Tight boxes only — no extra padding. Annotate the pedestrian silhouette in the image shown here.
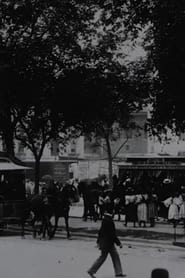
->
[87,211,126,278]
[151,268,169,278]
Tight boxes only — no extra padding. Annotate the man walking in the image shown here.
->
[87,211,126,278]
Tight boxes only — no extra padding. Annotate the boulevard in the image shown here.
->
[1,206,185,278]
[1,1,185,278]
[0,232,185,278]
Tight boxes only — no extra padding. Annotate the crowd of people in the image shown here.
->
[77,174,185,229]
[24,173,185,229]
[1,173,174,278]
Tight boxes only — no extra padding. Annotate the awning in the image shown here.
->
[118,164,185,170]
[0,162,31,171]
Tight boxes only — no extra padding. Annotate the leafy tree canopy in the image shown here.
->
[54,60,150,134]
[124,1,185,133]
[0,0,152,160]
[0,0,147,132]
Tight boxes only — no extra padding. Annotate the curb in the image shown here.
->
[71,231,185,252]
[4,225,185,252]
[3,220,185,251]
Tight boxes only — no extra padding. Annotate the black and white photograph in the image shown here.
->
[0,1,185,278]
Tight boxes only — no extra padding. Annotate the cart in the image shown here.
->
[0,154,30,231]
[0,200,26,230]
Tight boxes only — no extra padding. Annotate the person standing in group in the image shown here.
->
[87,212,126,278]
[137,193,148,227]
[168,192,181,228]
[179,193,185,228]
[147,192,158,227]
[124,194,138,227]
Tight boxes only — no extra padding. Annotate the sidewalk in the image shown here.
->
[68,203,185,249]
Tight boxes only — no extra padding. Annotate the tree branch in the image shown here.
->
[16,120,37,157]
[112,137,129,160]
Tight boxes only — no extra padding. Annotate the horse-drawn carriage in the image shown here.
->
[0,156,29,230]
[0,156,80,239]
[0,200,26,230]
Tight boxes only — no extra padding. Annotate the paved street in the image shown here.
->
[0,234,185,278]
[1,203,185,278]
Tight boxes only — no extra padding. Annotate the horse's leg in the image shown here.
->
[43,223,48,239]
[50,215,58,239]
[92,204,97,222]
[38,221,43,236]
[41,217,47,239]
[21,211,35,238]
[100,206,104,219]
[21,207,30,238]
[95,203,99,219]
[64,214,71,239]
[21,216,26,238]
[43,216,52,239]
[46,220,52,239]
[112,209,115,220]
[31,216,37,238]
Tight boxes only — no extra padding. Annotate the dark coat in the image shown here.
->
[97,216,121,250]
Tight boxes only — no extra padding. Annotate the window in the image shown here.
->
[18,142,24,153]
[125,144,130,151]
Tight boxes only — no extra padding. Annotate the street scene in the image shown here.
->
[1,203,185,278]
[0,233,184,278]
[1,1,185,278]
[0,232,185,278]
[1,212,185,278]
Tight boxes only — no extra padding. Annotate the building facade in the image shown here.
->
[4,109,184,183]
[12,110,149,181]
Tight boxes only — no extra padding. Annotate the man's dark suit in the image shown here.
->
[97,214,121,249]
[88,213,124,277]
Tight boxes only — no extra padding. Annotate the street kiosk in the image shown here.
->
[0,156,29,229]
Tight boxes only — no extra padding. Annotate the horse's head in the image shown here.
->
[62,183,80,203]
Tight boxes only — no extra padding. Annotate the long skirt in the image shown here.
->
[168,204,179,220]
[179,203,185,219]
[148,202,157,219]
[125,203,137,222]
[137,202,147,222]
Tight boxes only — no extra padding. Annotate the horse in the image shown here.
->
[21,183,79,239]
[20,191,53,239]
[48,183,79,238]
[78,179,100,221]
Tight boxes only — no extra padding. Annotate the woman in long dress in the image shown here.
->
[137,194,148,227]
[147,193,158,227]
[168,193,182,228]
[179,194,185,228]
[124,195,138,227]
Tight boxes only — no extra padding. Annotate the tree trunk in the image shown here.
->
[105,135,113,188]
[34,158,41,194]
[108,155,113,189]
